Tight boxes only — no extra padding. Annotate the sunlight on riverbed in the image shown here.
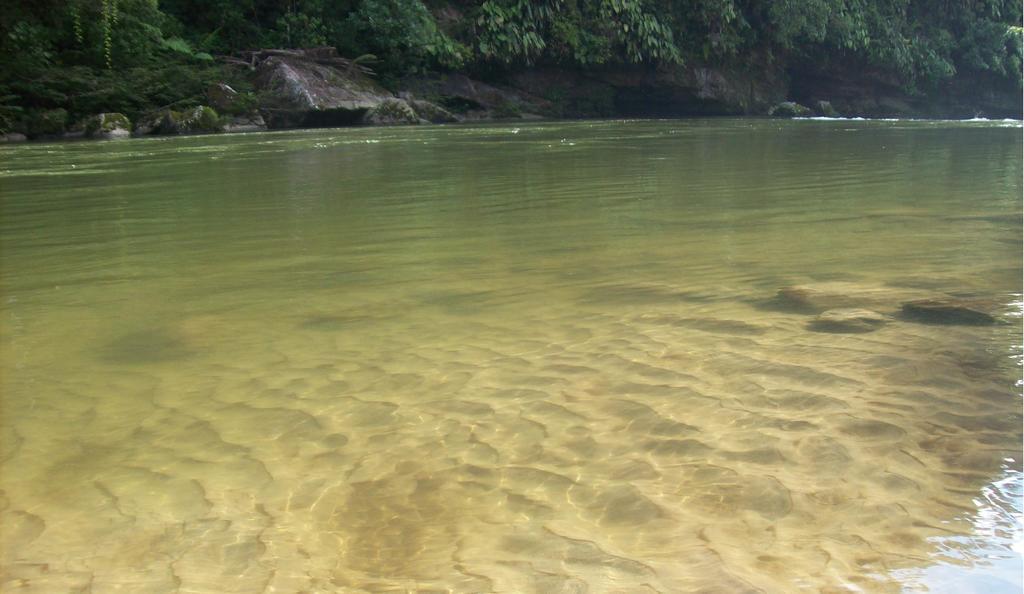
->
[1,119,1021,592]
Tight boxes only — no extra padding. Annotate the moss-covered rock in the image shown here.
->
[768,101,812,118]
[84,113,132,139]
[133,106,222,135]
[26,108,68,138]
[362,98,419,125]
[174,105,223,133]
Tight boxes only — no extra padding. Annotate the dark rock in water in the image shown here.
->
[901,299,998,326]
[809,308,889,333]
[768,101,812,117]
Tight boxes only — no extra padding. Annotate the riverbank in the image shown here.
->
[2,47,1021,144]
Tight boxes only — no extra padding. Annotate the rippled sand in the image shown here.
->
[1,120,1021,592]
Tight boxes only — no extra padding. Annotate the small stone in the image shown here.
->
[809,308,888,333]
[901,298,997,326]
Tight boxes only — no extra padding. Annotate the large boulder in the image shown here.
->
[254,49,395,128]
[84,113,131,139]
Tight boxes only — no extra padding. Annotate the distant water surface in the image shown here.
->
[1,119,1021,592]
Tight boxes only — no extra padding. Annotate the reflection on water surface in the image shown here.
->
[1,119,1021,592]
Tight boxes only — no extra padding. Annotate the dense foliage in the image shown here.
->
[1,0,1021,128]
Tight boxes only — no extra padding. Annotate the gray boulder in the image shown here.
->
[254,49,394,128]
[1,132,28,143]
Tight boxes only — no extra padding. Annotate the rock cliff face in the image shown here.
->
[399,61,788,120]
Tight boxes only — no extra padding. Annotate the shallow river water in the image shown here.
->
[1,119,1021,593]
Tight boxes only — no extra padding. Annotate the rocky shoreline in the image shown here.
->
[3,47,1020,144]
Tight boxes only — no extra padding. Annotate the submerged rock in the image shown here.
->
[901,298,998,326]
[84,112,131,139]
[775,282,927,313]
[809,308,889,333]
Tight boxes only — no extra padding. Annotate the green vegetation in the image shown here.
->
[1,0,1020,131]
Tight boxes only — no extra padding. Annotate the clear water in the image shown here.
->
[1,119,1021,593]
